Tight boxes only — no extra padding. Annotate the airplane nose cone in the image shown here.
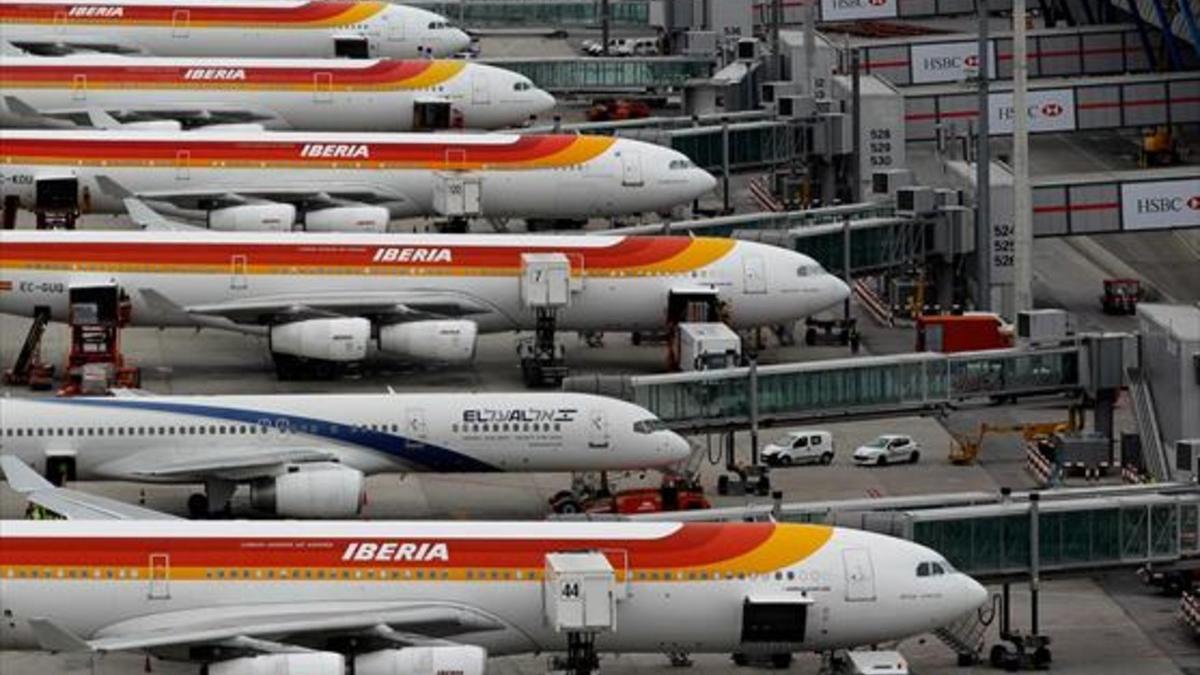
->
[694,169,718,196]
[450,29,472,54]
[829,275,851,305]
[533,90,557,115]
[965,576,988,610]
[666,433,693,463]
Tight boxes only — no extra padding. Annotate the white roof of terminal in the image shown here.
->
[1139,304,1200,342]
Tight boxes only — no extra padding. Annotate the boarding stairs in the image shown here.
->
[2,308,53,389]
[931,599,994,666]
[1128,367,1173,482]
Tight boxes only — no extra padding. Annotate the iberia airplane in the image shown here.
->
[0,0,470,58]
[0,129,717,228]
[0,55,556,131]
[0,457,989,673]
[0,231,850,376]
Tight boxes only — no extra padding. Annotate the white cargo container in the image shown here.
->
[543,552,616,633]
[678,322,742,371]
[520,253,572,308]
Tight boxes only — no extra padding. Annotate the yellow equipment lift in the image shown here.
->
[949,408,1083,465]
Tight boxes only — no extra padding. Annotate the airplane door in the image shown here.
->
[743,256,767,294]
[620,151,643,187]
[471,75,491,105]
[148,553,170,599]
[171,9,190,38]
[842,548,876,602]
[175,150,190,181]
[71,74,86,101]
[314,72,333,103]
[406,408,428,450]
[230,254,248,290]
[587,409,609,449]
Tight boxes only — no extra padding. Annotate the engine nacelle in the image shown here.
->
[208,203,296,232]
[305,206,390,233]
[378,320,477,364]
[271,318,370,362]
[355,646,487,675]
[209,652,345,675]
[250,462,364,518]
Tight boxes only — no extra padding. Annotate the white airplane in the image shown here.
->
[0,231,850,376]
[0,55,556,132]
[0,392,691,517]
[0,0,471,58]
[0,457,989,674]
[0,129,716,227]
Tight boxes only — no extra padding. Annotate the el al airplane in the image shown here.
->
[0,129,717,227]
[0,1,470,58]
[0,55,556,132]
[0,457,989,674]
[0,231,850,375]
[0,391,692,517]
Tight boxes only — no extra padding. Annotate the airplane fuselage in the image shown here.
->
[0,521,989,660]
[0,393,691,479]
[0,1,471,58]
[0,57,555,131]
[0,232,850,333]
[0,130,716,220]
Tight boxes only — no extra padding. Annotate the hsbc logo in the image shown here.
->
[1040,102,1064,117]
[342,542,449,562]
[68,6,122,17]
[300,144,370,159]
[964,54,979,67]
[1136,196,1200,214]
[372,247,453,263]
[184,68,247,81]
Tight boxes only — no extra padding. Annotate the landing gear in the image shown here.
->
[187,480,237,519]
[518,307,568,388]
[804,316,860,353]
[731,652,793,669]
[551,632,598,675]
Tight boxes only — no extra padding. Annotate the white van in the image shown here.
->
[761,430,835,466]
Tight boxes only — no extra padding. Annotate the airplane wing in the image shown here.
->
[0,456,181,521]
[29,602,503,654]
[96,176,409,212]
[121,447,338,481]
[171,290,494,324]
[4,39,148,57]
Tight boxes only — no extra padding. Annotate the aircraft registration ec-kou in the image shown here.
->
[0,458,989,675]
[0,392,693,517]
[0,231,851,376]
[0,55,557,132]
[0,129,718,227]
[0,0,471,58]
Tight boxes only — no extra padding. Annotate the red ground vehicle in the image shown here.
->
[586,98,651,122]
[550,478,710,514]
[915,313,1013,353]
[1101,278,1143,315]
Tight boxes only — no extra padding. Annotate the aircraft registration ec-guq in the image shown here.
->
[0,0,471,58]
[0,391,692,517]
[0,458,989,675]
[0,55,556,132]
[0,231,851,376]
[0,129,718,227]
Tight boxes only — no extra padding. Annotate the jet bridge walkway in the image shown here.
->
[619,483,1200,580]
[481,57,713,93]
[563,340,1112,434]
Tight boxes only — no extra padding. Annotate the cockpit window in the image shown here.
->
[633,419,667,434]
[797,264,822,277]
[427,21,452,29]
[513,81,533,91]
[668,159,695,170]
[917,560,948,577]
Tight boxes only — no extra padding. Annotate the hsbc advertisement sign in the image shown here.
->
[1122,179,1200,231]
[988,89,1076,134]
[911,41,997,84]
[821,0,896,21]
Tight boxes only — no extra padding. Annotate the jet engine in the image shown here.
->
[378,320,477,364]
[271,318,370,362]
[250,462,364,518]
[304,206,390,233]
[208,203,296,231]
[209,652,345,675]
[355,646,487,675]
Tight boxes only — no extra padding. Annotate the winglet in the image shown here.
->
[84,107,123,130]
[95,175,132,199]
[0,455,54,495]
[3,95,40,118]
[28,618,93,653]
[123,197,202,231]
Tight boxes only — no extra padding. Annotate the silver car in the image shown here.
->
[852,434,921,466]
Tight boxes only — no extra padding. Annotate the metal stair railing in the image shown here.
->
[1128,367,1172,482]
